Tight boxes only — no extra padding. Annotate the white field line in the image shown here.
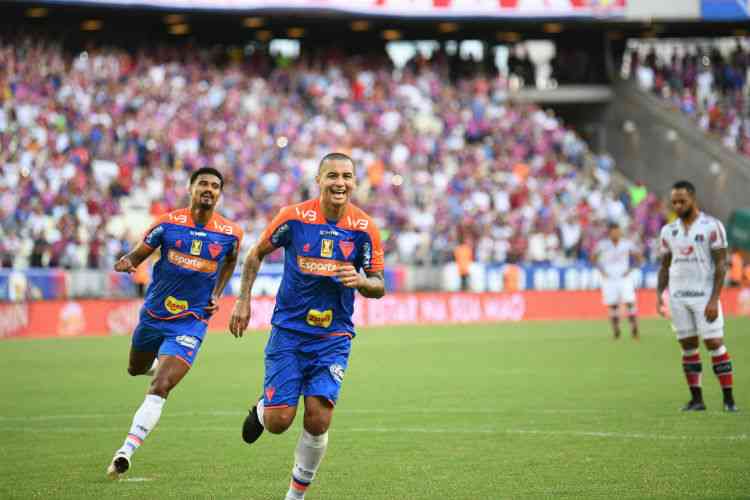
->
[0,424,746,442]
[0,408,618,422]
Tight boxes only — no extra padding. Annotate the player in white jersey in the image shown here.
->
[657,181,738,412]
[593,222,641,340]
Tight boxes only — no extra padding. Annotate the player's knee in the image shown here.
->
[303,411,332,435]
[704,338,724,350]
[265,412,294,434]
[148,375,175,398]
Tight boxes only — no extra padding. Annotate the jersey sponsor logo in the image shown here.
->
[211,220,235,235]
[321,239,334,258]
[167,249,219,273]
[674,290,706,298]
[175,335,198,349]
[297,256,346,276]
[329,363,345,383]
[190,239,203,256]
[320,229,340,237]
[346,216,369,230]
[295,207,318,222]
[306,308,333,328]
[164,295,189,314]
[339,240,354,259]
[679,246,694,256]
[208,243,222,259]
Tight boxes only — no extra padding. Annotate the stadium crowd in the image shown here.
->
[0,36,667,270]
[631,40,750,157]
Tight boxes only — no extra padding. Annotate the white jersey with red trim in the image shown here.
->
[659,212,727,300]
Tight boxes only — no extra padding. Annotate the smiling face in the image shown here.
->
[190,173,222,210]
[317,157,356,210]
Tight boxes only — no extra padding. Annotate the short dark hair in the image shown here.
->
[190,167,224,190]
[607,221,620,230]
[672,180,696,196]
[318,152,355,175]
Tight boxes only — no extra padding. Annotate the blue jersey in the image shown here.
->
[260,198,384,336]
[141,208,243,330]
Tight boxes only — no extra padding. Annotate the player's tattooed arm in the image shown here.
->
[360,270,386,299]
[706,248,728,322]
[337,266,385,298]
[114,241,155,273]
[656,251,671,317]
[229,240,275,337]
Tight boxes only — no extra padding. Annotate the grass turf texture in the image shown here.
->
[1,318,748,499]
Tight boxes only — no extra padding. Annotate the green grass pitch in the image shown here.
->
[1,318,748,499]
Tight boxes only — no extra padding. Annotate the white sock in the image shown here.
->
[118,394,166,459]
[286,430,328,500]
[145,358,159,376]
[256,398,265,428]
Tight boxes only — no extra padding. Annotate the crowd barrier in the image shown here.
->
[2,288,748,339]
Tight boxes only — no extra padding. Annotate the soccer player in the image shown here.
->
[593,222,641,339]
[106,167,243,478]
[229,153,385,500]
[657,180,738,412]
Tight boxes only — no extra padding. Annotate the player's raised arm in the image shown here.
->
[114,241,156,274]
[229,239,276,337]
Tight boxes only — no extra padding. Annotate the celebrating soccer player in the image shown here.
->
[657,180,738,412]
[229,153,385,500]
[593,222,641,339]
[106,167,243,478]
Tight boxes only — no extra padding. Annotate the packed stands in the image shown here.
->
[1,36,667,271]
[628,38,750,157]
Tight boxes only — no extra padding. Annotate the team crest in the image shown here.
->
[339,240,354,259]
[190,240,203,256]
[672,230,678,237]
[208,243,222,259]
[321,239,334,258]
[695,234,704,242]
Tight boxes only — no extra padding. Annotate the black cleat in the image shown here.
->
[242,405,264,444]
[106,452,130,479]
[681,400,707,412]
[724,402,739,412]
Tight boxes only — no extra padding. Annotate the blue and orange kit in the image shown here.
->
[260,198,384,336]
[141,208,243,325]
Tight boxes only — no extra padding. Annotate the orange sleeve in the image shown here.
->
[364,220,384,273]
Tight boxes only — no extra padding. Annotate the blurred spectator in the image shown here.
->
[454,238,474,291]
[630,39,750,157]
[0,35,665,274]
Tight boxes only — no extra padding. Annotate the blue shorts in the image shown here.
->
[131,309,207,366]
[263,326,352,408]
